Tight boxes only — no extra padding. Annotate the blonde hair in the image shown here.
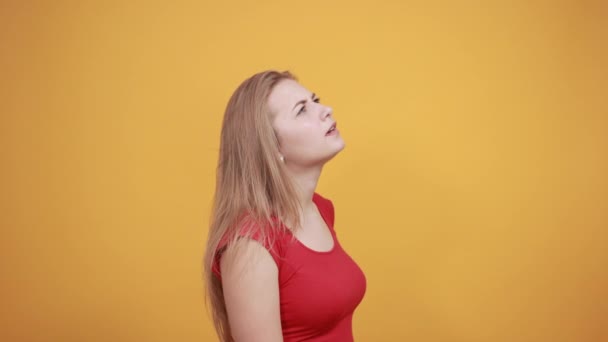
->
[203,70,302,341]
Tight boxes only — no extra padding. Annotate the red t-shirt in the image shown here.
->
[213,193,367,341]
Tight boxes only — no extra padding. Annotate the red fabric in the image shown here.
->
[213,193,367,341]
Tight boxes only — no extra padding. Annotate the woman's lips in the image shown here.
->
[326,122,337,136]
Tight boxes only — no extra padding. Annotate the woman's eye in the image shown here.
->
[297,105,305,115]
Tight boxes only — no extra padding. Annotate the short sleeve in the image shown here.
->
[212,218,285,280]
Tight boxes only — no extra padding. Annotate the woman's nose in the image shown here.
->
[321,105,333,119]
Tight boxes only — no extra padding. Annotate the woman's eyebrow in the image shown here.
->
[292,93,316,111]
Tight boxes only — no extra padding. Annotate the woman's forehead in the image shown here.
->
[268,79,310,112]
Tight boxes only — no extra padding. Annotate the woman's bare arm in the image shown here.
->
[220,239,283,342]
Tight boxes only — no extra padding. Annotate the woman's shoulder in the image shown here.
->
[221,214,289,247]
[212,216,290,279]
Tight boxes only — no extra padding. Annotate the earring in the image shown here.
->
[280,155,285,162]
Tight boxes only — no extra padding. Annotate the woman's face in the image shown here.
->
[268,79,344,168]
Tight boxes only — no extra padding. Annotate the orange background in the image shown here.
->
[1,1,607,341]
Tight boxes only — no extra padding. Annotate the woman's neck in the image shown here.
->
[286,164,323,211]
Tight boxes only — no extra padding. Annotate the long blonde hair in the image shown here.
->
[203,70,302,341]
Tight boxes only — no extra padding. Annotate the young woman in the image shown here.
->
[203,70,366,342]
